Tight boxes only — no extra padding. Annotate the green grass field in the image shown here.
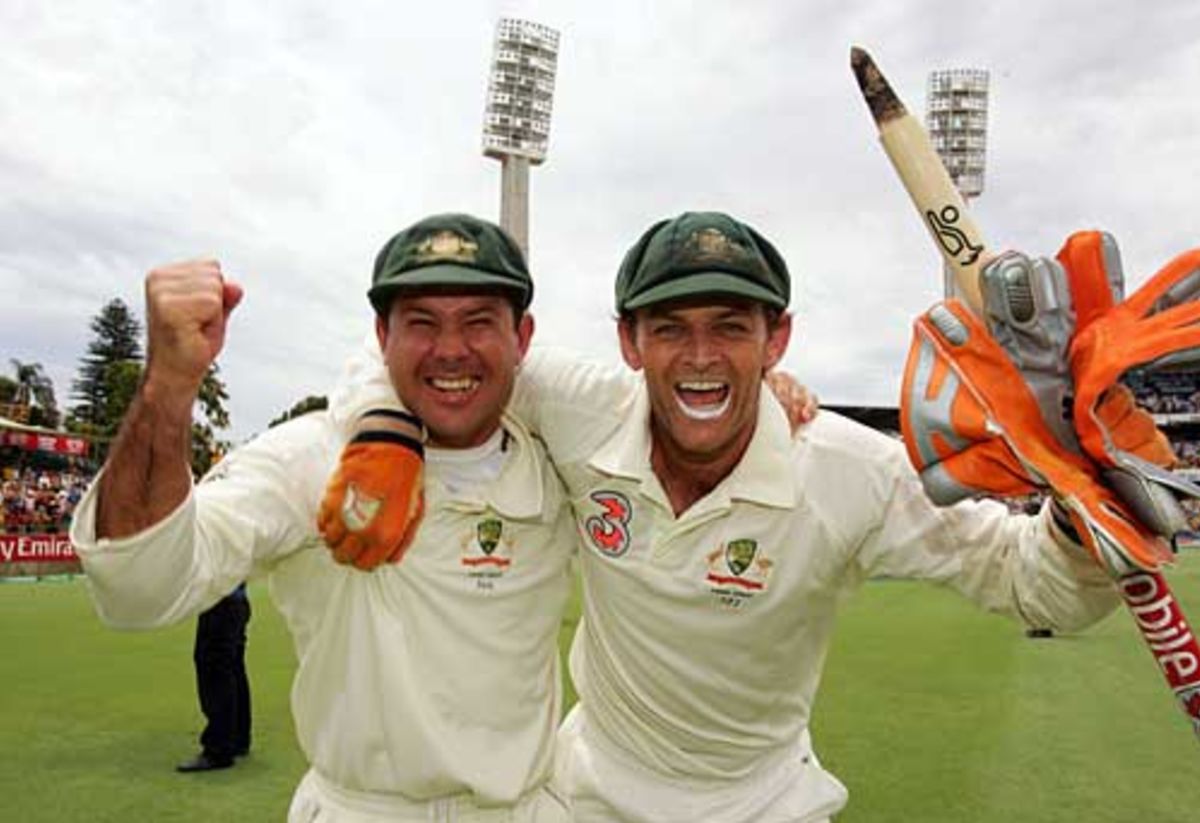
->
[2,560,1198,822]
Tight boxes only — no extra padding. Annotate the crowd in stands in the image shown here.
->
[1171,438,1200,471]
[1,467,92,534]
[1125,371,1200,417]
[1097,372,1200,531]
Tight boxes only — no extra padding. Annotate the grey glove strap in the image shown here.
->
[1104,453,1199,542]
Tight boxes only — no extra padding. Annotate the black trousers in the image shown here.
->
[194,591,252,759]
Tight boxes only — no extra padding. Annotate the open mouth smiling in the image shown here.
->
[427,375,482,396]
[674,380,731,421]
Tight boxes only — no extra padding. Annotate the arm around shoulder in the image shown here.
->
[510,347,638,460]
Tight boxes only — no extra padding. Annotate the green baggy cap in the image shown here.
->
[369,213,532,313]
[615,212,790,313]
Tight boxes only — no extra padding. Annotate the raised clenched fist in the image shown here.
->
[144,260,244,401]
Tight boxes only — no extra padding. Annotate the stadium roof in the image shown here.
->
[825,404,899,433]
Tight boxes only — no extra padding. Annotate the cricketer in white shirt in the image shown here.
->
[72,405,575,818]
[71,213,579,822]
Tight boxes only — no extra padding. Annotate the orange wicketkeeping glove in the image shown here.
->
[317,409,425,570]
[902,296,1173,574]
[1063,232,1200,537]
[901,231,1200,575]
[1093,384,1175,467]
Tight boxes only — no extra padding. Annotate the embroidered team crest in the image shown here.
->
[342,483,382,532]
[476,518,503,555]
[682,227,755,269]
[461,515,513,590]
[584,491,633,558]
[414,230,479,264]
[706,538,774,609]
[725,539,757,576]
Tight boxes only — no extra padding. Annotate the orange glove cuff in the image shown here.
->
[318,433,425,570]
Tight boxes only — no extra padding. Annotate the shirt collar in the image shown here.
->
[443,412,544,520]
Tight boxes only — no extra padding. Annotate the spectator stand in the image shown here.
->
[0,416,95,580]
[1124,369,1200,546]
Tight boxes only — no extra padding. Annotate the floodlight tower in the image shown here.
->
[482,18,560,257]
[926,68,989,299]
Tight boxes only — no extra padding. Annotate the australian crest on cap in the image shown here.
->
[414,230,480,264]
[685,227,751,268]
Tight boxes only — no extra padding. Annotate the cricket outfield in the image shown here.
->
[1,556,1196,821]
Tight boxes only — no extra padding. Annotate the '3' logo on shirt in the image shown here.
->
[585,491,632,558]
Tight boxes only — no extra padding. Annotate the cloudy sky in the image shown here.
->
[3,0,1198,441]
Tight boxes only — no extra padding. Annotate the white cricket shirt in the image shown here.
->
[508,351,1116,780]
[71,408,576,806]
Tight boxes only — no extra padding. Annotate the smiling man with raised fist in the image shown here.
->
[71,214,576,823]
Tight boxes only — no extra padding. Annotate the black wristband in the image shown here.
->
[350,430,425,458]
[362,408,424,430]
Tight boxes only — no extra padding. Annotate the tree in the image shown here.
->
[6,359,59,428]
[190,364,233,478]
[268,395,328,429]
[68,297,234,473]
[102,360,143,431]
[70,298,143,430]
[74,359,233,474]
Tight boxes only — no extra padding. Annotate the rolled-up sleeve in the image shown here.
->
[71,413,335,629]
[840,424,1119,633]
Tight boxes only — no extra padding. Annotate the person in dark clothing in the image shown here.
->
[177,583,252,772]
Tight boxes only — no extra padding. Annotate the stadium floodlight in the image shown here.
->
[926,68,989,199]
[482,18,561,257]
[926,68,989,299]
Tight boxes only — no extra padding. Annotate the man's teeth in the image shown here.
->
[431,377,478,391]
[675,382,731,421]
